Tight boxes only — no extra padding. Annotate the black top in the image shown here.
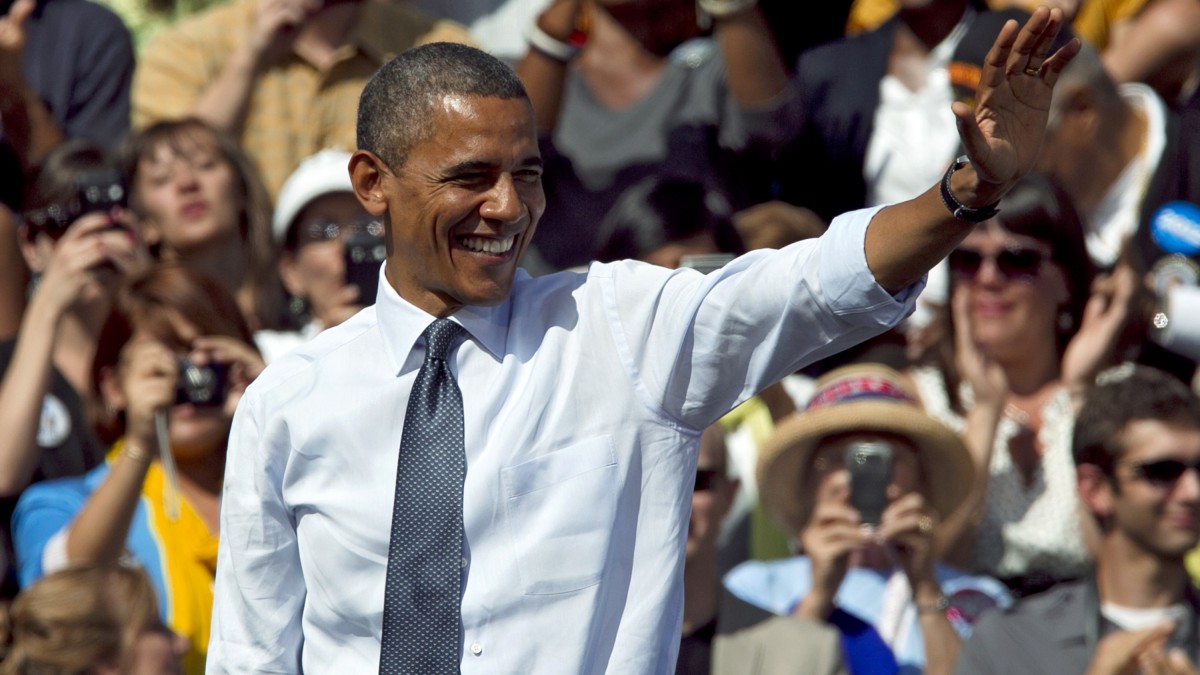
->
[0,338,104,596]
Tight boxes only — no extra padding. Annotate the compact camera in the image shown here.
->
[845,440,894,526]
[343,220,386,305]
[174,358,229,408]
[24,169,128,240]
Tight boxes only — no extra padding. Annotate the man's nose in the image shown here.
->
[480,174,524,223]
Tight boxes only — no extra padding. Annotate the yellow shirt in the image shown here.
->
[106,442,219,675]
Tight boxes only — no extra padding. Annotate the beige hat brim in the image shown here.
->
[757,399,974,538]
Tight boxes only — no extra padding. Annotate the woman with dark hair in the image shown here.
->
[907,173,1138,596]
[10,263,264,675]
[121,117,288,338]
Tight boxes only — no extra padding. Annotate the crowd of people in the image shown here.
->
[0,0,1196,673]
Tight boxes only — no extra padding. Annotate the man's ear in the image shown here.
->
[349,150,390,218]
[1078,463,1115,520]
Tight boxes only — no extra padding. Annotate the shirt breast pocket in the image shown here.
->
[501,436,619,596]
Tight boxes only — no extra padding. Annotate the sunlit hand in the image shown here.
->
[119,338,179,447]
[952,286,1009,411]
[876,492,939,589]
[1061,248,1140,401]
[796,500,867,620]
[33,213,145,317]
[250,0,320,64]
[1086,622,1179,675]
[955,7,1081,194]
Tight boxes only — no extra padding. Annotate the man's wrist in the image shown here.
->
[943,157,1004,221]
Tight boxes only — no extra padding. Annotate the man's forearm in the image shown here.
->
[865,161,1004,294]
[190,44,264,134]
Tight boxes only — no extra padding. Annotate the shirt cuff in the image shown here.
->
[818,205,924,325]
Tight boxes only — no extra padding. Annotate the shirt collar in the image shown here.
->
[376,270,512,373]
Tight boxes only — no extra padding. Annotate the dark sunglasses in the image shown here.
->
[694,469,723,492]
[948,246,1047,281]
[1125,458,1200,487]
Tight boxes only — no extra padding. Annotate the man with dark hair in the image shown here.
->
[209,14,1078,672]
[956,364,1200,674]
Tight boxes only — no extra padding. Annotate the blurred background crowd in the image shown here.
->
[0,0,1198,672]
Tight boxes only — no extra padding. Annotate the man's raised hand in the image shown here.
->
[955,7,1081,194]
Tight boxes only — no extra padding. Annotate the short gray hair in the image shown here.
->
[356,42,529,170]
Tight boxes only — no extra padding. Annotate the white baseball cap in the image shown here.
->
[272,149,355,244]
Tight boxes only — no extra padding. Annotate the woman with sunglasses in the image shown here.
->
[908,173,1139,597]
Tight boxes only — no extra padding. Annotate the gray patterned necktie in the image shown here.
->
[380,319,467,674]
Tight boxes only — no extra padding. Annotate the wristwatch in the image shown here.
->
[940,155,1001,223]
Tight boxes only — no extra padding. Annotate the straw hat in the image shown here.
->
[757,363,974,537]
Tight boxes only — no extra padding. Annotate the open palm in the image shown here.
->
[956,7,1081,189]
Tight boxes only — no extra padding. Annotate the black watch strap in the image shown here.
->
[940,155,1001,223]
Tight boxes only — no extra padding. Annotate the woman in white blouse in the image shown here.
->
[908,173,1140,596]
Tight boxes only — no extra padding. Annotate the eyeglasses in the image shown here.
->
[1125,458,1200,488]
[948,246,1048,282]
[694,469,723,492]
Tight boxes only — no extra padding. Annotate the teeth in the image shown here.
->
[460,236,515,255]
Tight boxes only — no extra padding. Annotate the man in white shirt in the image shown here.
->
[208,12,1078,673]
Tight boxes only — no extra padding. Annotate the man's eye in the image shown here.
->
[515,170,542,182]
[451,174,490,187]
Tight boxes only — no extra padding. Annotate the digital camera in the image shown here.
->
[24,169,128,240]
[174,358,229,408]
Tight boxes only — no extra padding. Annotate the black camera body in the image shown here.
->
[174,358,229,408]
[343,221,386,304]
[846,440,894,526]
[25,169,128,238]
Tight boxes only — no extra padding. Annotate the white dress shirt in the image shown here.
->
[207,206,920,674]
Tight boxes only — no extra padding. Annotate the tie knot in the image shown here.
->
[422,319,465,361]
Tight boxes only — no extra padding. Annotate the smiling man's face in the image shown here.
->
[365,95,546,317]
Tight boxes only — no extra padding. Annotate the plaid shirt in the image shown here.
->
[132,0,473,199]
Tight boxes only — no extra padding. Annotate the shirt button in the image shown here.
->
[470,642,483,656]
[461,557,469,569]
